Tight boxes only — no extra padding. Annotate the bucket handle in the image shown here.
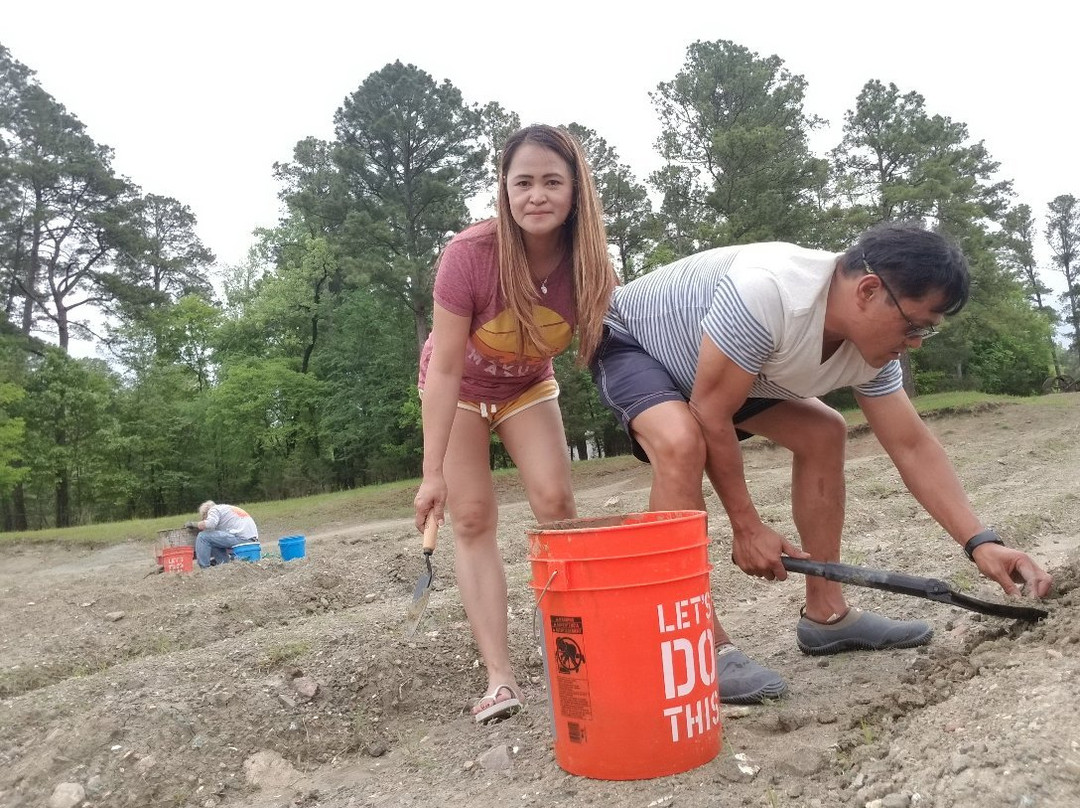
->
[531,569,559,644]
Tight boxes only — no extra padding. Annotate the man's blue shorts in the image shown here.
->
[591,326,783,462]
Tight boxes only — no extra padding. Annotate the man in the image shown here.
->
[186,500,259,568]
[591,222,1053,704]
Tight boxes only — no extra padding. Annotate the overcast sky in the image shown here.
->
[4,1,1074,288]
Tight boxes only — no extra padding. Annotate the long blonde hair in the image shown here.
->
[495,124,616,365]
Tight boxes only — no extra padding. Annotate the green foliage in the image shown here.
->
[553,350,619,460]
[832,80,1010,230]
[106,192,216,314]
[0,380,27,494]
[105,363,207,518]
[913,258,1055,397]
[1,71,136,349]
[18,349,121,527]
[203,358,331,501]
[567,123,660,281]
[315,288,422,487]
[1045,194,1080,363]
[650,39,827,251]
[260,641,311,671]
[330,60,489,354]
[965,333,1051,396]
[217,226,337,372]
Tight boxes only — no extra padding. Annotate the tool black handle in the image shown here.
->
[782,557,1049,622]
[781,557,949,599]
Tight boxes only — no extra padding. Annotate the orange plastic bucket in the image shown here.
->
[161,545,193,574]
[528,511,720,780]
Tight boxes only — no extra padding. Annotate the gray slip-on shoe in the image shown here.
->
[716,645,788,704]
[796,607,933,656]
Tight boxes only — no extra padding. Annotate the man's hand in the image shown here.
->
[973,542,1053,598]
[732,524,810,581]
[184,521,198,530]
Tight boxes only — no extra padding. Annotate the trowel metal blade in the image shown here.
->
[404,571,432,636]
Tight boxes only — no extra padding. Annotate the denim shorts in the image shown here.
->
[591,326,782,462]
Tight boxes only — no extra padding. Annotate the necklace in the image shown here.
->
[535,252,564,295]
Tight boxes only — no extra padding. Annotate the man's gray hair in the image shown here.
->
[198,500,216,519]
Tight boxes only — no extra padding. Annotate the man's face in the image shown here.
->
[856,284,946,368]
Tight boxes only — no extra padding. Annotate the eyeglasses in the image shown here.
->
[862,258,938,340]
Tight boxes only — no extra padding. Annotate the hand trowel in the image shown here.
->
[404,513,439,636]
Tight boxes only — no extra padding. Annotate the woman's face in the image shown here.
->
[504,143,575,241]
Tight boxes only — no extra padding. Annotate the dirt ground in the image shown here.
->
[2,396,1079,808]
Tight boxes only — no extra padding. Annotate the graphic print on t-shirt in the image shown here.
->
[468,305,572,377]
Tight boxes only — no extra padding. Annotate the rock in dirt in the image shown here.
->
[292,675,320,701]
[716,751,760,783]
[866,795,913,808]
[104,611,125,621]
[478,744,513,771]
[47,782,85,808]
[243,750,302,791]
[84,774,104,796]
[776,746,828,777]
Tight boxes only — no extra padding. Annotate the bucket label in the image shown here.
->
[550,615,592,722]
[657,592,719,743]
[551,615,582,636]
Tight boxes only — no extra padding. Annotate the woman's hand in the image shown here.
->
[413,472,447,532]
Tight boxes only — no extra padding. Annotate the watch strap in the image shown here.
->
[964,529,1004,562]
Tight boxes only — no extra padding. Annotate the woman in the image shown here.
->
[414,124,616,723]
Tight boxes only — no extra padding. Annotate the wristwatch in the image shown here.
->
[964,529,1004,562]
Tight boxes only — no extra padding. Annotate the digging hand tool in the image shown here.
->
[781,556,1048,622]
[404,513,439,636]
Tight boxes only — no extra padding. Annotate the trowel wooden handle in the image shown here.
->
[422,513,439,554]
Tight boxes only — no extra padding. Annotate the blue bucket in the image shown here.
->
[279,535,306,561]
[232,542,261,562]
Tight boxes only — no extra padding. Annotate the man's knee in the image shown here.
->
[638,419,706,469]
[794,407,848,461]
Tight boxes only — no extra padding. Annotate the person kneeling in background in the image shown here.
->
[186,500,259,568]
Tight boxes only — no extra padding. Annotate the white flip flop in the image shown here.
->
[473,684,521,724]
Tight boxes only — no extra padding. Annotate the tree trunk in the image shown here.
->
[55,470,70,527]
[414,308,430,358]
[56,297,70,353]
[54,426,70,527]
[2,483,29,531]
[18,205,41,335]
[1051,341,1062,378]
[900,353,916,397]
